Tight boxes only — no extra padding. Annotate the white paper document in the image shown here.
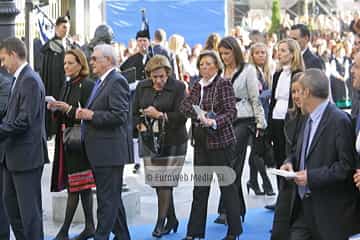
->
[269,168,296,179]
[45,96,56,102]
[349,234,360,240]
[192,105,207,119]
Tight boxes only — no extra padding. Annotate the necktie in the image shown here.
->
[81,79,101,141]
[298,118,312,199]
[86,79,101,108]
[356,114,360,135]
[10,76,16,93]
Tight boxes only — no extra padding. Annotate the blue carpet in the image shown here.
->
[47,208,273,240]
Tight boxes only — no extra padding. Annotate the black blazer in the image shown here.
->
[133,77,188,145]
[83,69,134,167]
[284,111,305,156]
[120,52,147,81]
[0,65,49,171]
[268,69,302,122]
[287,103,360,240]
[303,48,324,70]
[56,77,94,126]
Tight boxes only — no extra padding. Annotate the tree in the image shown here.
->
[269,0,281,35]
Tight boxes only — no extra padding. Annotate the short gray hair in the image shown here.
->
[299,68,329,99]
[94,44,117,65]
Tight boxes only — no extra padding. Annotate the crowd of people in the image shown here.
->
[1,9,360,240]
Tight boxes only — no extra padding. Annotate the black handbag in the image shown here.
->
[138,114,166,158]
[63,124,82,151]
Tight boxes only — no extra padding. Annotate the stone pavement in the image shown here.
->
[10,139,277,239]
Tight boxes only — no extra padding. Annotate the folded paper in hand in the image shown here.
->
[192,105,207,119]
[349,234,360,240]
[45,96,56,102]
[269,168,296,178]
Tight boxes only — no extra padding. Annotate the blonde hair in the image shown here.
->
[145,54,172,78]
[168,34,184,54]
[204,32,221,51]
[277,38,305,72]
[248,42,272,87]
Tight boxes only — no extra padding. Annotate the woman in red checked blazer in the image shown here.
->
[180,50,241,240]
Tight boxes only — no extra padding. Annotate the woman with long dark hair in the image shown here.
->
[49,48,95,240]
[214,36,267,224]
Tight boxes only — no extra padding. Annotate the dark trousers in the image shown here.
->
[248,149,272,189]
[217,121,251,219]
[0,164,9,240]
[270,119,286,190]
[290,195,322,240]
[271,181,295,240]
[3,167,43,240]
[271,119,286,169]
[92,166,130,240]
[186,145,242,238]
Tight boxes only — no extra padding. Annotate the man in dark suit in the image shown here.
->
[153,28,172,61]
[289,24,324,70]
[0,68,11,240]
[281,69,360,240]
[0,37,48,240]
[76,44,132,240]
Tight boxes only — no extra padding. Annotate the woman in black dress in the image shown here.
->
[48,48,95,240]
[133,55,188,238]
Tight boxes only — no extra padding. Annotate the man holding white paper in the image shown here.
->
[280,69,360,240]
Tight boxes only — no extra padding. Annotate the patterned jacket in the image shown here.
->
[180,75,236,149]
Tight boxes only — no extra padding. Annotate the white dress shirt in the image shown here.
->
[99,67,115,83]
[272,65,292,120]
[12,62,28,92]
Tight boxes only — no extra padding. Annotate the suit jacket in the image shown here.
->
[303,48,324,70]
[180,75,237,149]
[83,69,133,167]
[153,44,172,62]
[0,69,11,165]
[0,65,49,171]
[287,103,360,240]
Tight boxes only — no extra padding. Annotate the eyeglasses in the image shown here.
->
[90,56,105,62]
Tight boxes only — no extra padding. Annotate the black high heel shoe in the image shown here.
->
[152,218,166,238]
[162,218,179,235]
[222,235,239,240]
[70,229,95,240]
[263,183,275,196]
[214,213,227,225]
[53,231,69,240]
[246,181,265,195]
